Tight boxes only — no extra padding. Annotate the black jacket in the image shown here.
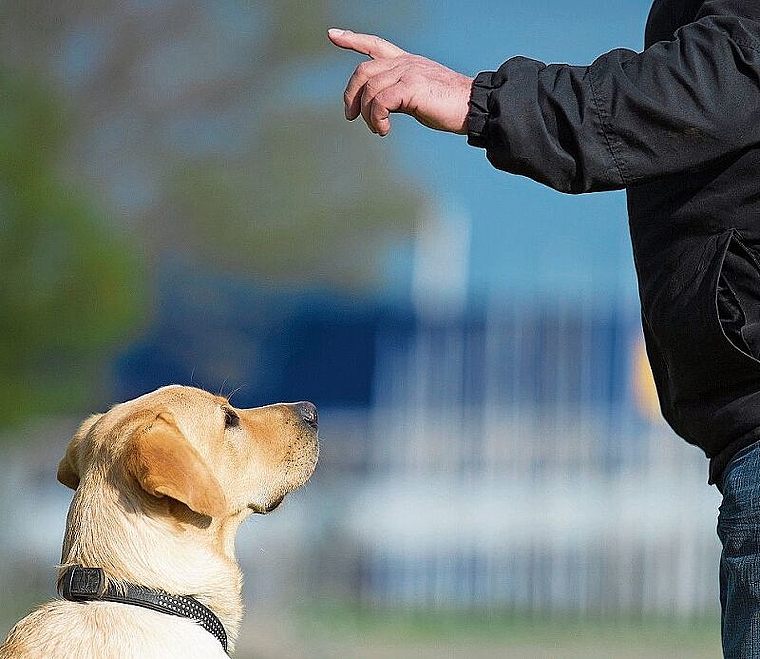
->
[467,0,760,483]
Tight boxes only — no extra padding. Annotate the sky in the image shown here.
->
[327,0,654,306]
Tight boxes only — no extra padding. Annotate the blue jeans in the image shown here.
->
[718,440,760,658]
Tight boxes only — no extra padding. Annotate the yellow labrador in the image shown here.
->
[0,385,319,658]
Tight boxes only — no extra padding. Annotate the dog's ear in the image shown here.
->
[57,413,103,490]
[126,412,227,519]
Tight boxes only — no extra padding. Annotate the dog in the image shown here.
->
[0,385,319,658]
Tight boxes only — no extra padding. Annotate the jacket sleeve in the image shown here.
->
[467,1,760,194]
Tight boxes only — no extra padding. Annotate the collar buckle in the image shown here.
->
[60,565,106,600]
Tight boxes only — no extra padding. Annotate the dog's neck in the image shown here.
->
[60,470,249,650]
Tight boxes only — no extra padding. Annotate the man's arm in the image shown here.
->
[330,3,760,194]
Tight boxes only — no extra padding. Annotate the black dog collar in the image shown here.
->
[59,565,228,654]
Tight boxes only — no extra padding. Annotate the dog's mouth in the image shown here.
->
[248,494,285,515]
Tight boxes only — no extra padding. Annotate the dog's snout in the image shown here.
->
[296,401,318,430]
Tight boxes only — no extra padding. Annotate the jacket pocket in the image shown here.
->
[640,229,760,456]
[717,230,760,364]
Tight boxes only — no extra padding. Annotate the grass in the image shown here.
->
[303,602,718,642]
[236,602,722,659]
[2,593,722,658]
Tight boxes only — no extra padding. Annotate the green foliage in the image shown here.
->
[0,69,144,427]
[0,1,425,292]
[0,0,426,426]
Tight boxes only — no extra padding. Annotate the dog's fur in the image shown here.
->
[0,385,319,658]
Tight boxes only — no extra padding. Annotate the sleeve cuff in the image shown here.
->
[466,71,495,148]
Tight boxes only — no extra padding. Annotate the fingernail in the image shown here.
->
[328,28,345,37]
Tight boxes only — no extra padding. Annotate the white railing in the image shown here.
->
[340,298,722,616]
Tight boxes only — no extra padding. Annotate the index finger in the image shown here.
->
[327,29,407,60]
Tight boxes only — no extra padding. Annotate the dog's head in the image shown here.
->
[57,385,319,520]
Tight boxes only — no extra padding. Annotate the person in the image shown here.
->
[328,1,760,656]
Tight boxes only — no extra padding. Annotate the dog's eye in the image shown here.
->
[223,408,240,429]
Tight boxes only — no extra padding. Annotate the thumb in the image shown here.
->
[327,29,407,59]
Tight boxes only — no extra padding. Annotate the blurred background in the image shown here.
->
[0,0,722,657]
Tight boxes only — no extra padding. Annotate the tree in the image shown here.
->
[0,1,425,427]
[0,68,144,426]
[0,0,423,289]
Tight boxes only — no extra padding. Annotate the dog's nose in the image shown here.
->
[296,401,318,431]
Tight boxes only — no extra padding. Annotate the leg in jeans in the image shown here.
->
[718,441,760,658]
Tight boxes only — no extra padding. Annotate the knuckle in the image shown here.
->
[372,88,388,106]
[364,78,381,95]
[355,60,372,76]
[372,92,393,118]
